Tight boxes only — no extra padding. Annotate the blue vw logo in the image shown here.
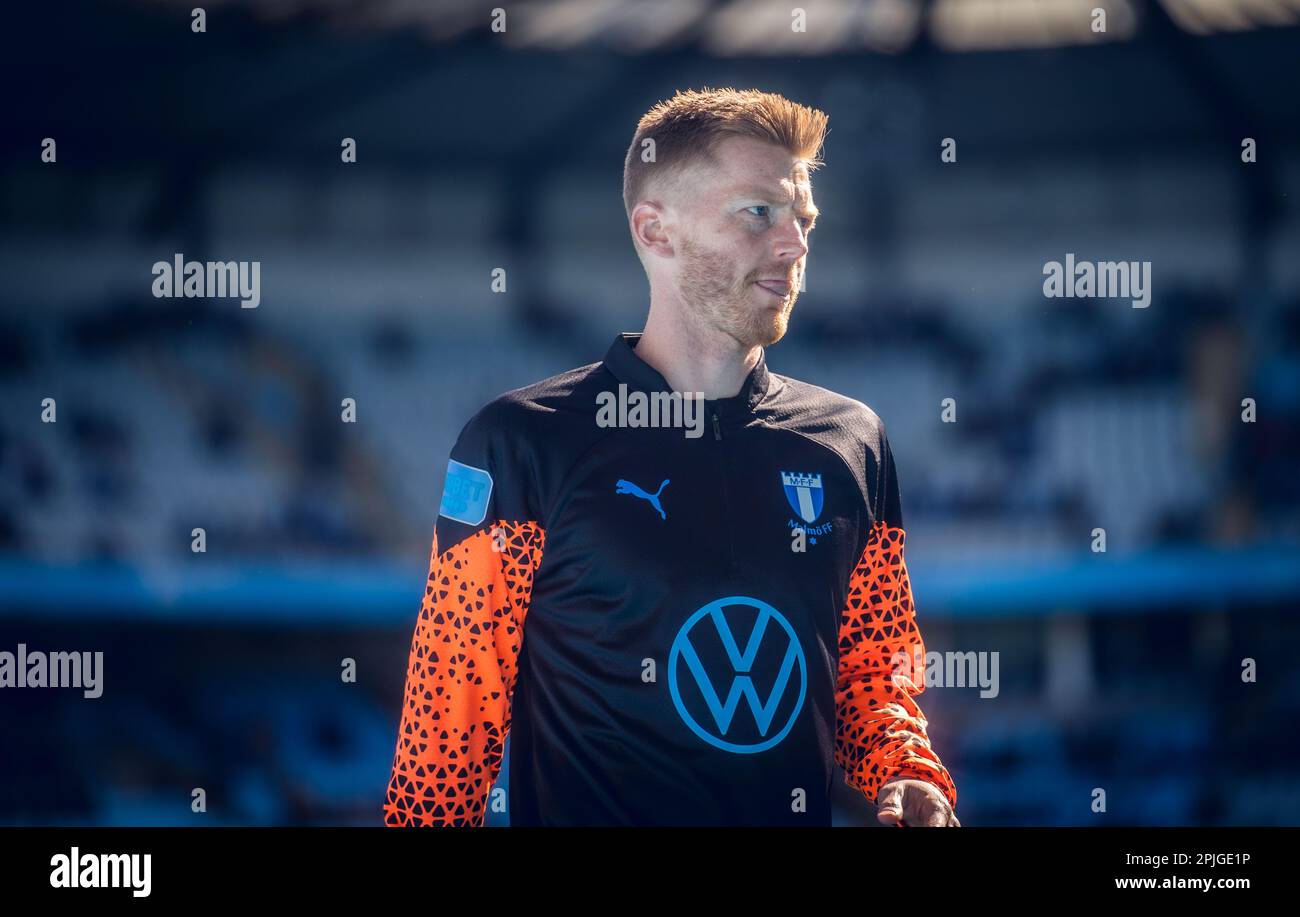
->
[668,596,807,754]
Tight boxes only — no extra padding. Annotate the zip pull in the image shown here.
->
[712,412,721,441]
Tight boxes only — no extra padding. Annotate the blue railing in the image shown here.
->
[2,543,1297,623]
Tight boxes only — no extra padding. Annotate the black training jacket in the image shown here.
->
[384,331,956,826]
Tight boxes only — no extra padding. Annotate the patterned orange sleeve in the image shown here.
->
[383,520,545,826]
[833,438,957,811]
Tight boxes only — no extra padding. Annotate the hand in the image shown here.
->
[875,778,961,827]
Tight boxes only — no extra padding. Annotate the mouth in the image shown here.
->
[753,280,790,299]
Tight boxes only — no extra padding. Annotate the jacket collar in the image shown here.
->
[602,332,771,422]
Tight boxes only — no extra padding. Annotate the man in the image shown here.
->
[384,87,959,827]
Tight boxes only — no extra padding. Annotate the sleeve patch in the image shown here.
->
[439,459,493,525]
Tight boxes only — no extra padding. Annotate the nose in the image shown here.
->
[772,215,809,263]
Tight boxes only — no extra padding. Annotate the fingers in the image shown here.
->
[924,801,960,826]
[876,807,903,825]
[877,779,961,827]
[875,781,905,825]
[909,787,959,827]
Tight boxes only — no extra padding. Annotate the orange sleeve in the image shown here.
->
[833,521,957,810]
[383,520,545,826]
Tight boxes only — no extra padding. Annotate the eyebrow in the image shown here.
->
[731,186,819,221]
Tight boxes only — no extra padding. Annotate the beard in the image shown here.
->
[677,235,799,349]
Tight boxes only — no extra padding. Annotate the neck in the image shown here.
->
[635,305,761,400]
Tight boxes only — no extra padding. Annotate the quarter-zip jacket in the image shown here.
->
[384,332,957,826]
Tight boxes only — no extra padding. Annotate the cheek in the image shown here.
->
[732,238,764,276]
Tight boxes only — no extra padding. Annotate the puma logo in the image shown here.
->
[615,478,669,521]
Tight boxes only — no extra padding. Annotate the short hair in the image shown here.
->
[622,87,829,229]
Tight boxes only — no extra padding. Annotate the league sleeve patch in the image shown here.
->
[438,459,493,526]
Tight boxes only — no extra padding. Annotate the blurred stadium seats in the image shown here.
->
[1,0,1298,826]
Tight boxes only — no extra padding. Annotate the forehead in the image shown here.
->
[701,135,815,204]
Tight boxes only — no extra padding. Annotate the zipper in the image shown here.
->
[711,408,737,580]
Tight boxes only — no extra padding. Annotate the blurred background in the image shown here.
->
[2,0,1299,826]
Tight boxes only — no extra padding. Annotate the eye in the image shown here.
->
[746,205,814,232]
